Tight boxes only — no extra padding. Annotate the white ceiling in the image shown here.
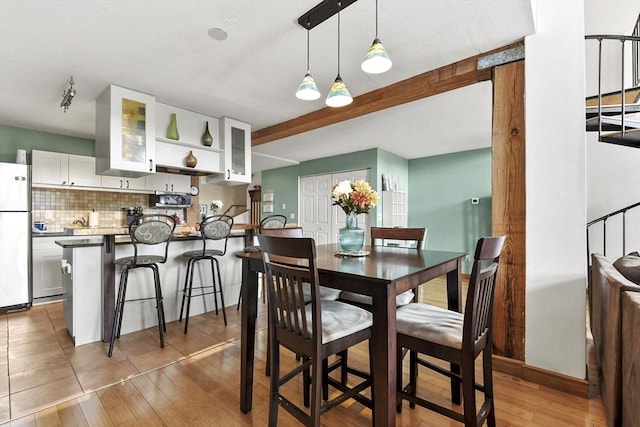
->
[0,1,535,172]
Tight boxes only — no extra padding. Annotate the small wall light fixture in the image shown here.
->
[60,76,76,113]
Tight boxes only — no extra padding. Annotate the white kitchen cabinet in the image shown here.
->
[95,84,156,177]
[101,175,146,191]
[207,117,251,185]
[61,244,102,346]
[145,172,190,193]
[69,154,102,187]
[32,236,85,301]
[382,190,408,227]
[32,151,100,188]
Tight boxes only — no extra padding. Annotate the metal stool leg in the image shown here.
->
[183,258,198,334]
[179,257,194,322]
[151,264,164,348]
[212,257,227,325]
[108,267,129,357]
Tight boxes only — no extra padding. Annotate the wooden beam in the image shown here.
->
[253,56,496,146]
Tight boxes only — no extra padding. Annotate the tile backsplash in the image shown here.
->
[32,189,183,232]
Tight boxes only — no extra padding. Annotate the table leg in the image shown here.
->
[446,257,462,404]
[102,235,115,342]
[370,287,396,427]
[240,258,259,413]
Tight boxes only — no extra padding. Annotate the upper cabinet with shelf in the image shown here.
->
[207,117,251,185]
[95,85,156,178]
[154,103,222,175]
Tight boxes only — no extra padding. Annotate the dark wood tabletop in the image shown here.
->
[236,243,465,427]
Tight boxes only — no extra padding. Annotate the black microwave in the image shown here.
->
[149,192,192,208]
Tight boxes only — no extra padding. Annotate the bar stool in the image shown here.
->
[108,214,175,357]
[179,215,233,333]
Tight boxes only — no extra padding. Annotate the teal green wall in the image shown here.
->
[0,125,94,164]
[408,148,492,272]
[261,149,380,221]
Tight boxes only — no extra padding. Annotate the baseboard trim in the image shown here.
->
[493,355,589,398]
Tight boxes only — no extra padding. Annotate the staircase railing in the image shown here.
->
[587,201,640,264]
[222,204,248,218]
[585,33,640,141]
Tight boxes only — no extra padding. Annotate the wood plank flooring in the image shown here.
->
[0,279,606,426]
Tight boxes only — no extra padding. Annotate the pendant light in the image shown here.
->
[326,1,352,108]
[361,0,392,74]
[296,20,321,100]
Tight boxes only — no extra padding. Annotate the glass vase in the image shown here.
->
[201,121,213,147]
[166,113,179,140]
[338,213,365,253]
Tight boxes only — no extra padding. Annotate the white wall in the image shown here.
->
[585,0,640,261]
[525,0,587,378]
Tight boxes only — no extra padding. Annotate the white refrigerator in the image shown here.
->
[0,162,31,311]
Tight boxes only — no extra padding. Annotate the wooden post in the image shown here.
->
[491,60,526,360]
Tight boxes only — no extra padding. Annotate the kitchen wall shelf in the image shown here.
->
[156,136,223,152]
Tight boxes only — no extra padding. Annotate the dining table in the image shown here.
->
[236,243,465,427]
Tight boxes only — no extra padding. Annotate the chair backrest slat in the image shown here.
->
[463,236,506,349]
[370,227,426,249]
[260,226,303,238]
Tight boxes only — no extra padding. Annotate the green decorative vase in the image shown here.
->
[201,121,213,147]
[166,113,179,140]
[338,213,365,253]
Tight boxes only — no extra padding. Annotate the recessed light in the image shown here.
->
[208,27,228,41]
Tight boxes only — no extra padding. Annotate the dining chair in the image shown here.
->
[339,226,426,307]
[178,214,233,334]
[236,214,289,309]
[257,235,374,426]
[395,235,505,427]
[258,226,342,377]
[108,214,176,357]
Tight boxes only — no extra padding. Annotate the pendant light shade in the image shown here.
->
[296,23,321,101]
[361,37,392,74]
[326,74,352,107]
[296,73,321,100]
[361,0,392,74]
[326,2,353,107]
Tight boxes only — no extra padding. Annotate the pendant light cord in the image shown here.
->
[306,21,311,72]
[375,0,379,37]
[337,1,341,74]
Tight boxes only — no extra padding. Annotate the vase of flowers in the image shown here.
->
[210,199,223,215]
[332,180,378,253]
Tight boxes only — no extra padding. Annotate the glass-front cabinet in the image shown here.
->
[95,85,156,177]
[219,117,251,184]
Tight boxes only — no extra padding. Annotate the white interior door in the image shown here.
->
[299,169,371,244]
[300,174,333,245]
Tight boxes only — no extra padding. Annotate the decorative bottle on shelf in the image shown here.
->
[184,151,197,168]
[166,113,179,140]
[201,121,213,147]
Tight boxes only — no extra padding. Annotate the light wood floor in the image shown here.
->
[0,279,606,426]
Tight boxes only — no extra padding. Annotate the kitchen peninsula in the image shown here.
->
[56,223,256,345]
